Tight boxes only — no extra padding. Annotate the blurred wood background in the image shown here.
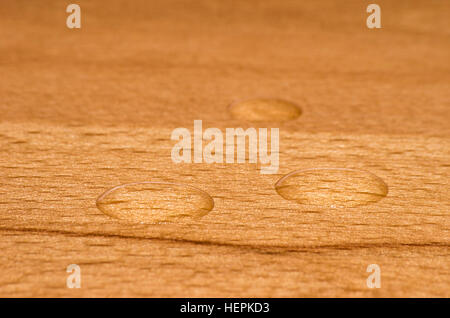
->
[0,0,448,297]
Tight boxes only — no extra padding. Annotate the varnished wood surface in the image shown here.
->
[0,0,449,297]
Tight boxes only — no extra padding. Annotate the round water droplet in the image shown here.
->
[275,168,388,208]
[96,182,214,223]
[230,98,302,122]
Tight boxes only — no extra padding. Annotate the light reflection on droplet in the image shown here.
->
[230,98,302,122]
[275,168,388,208]
[96,182,214,223]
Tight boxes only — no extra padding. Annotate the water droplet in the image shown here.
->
[275,168,388,208]
[96,182,214,223]
[230,98,301,122]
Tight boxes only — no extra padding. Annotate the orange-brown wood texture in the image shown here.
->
[0,0,449,297]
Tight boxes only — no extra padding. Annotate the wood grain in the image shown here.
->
[0,0,449,297]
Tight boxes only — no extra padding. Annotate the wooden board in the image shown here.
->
[0,0,448,297]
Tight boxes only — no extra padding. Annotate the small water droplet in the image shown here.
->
[275,168,388,208]
[230,98,302,122]
[96,182,214,223]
